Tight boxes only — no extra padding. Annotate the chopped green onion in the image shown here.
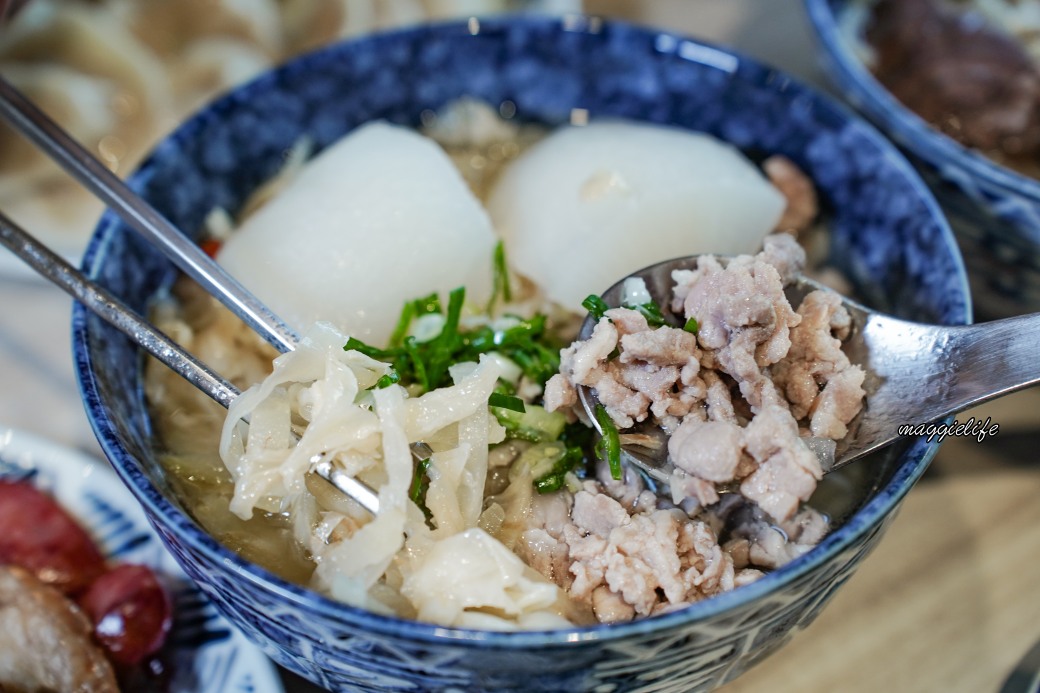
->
[413,292,442,316]
[533,473,566,494]
[582,294,610,321]
[409,455,433,523]
[343,337,393,359]
[388,293,441,348]
[536,470,569,491]
[487,240,513,312]
[533,447,582,494]
[594,404,623,480]
[560,420,596,453]
[530,422,597,491]
[371,370,401,389]
[388,302,415,349]
[342,287,563,396]
[403,336,429,391]
[493,403,566,443]
[634,301,667,327]
[421,287,465,390]
[684,317,700,334]
[489,392,526,413]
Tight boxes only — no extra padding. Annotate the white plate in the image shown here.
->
[0,427,285,693]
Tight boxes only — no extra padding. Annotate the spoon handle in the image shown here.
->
[929,313,1040,416]
[0,76,300,354]
[848,310,1040,461]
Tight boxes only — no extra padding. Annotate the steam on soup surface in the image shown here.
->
[146,102,858,628]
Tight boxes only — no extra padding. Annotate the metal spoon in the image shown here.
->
[578,255,1040,485]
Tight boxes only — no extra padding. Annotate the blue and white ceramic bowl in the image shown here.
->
[804,0,1040,319]
[0,427,283,693]
[73,17,970,693]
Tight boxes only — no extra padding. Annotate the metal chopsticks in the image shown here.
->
[0,77,384,513]
[0,75,300,354]
[0,209,383,513]
[0,210,238,409]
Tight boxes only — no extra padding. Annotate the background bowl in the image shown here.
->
[73,16,971,693]
[804,0,1040,319]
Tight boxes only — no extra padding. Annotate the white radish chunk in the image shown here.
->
[218,122,497,346]
[486,121,785,311]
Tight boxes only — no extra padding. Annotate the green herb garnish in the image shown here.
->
[344,283,601,495]
[683,317,700,334]
[634,301,667,327]
[371,370,401,389]
[388,303,416,349]
[594,404,623,480]
[409,454,433,523]
[487,240,513,312]
[582,294,610,321]
[344,336,393,360]
[533,446,582,494]
[489,392,526,413]
[343,287,562,395]
[529,421,597,492]
[492,403,566,443]
[388,292,441,348]
[420,287,465,391]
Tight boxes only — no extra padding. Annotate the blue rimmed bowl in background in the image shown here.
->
[73,16,970,693]
[805,0,1040,319]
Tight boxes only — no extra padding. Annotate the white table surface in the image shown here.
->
[1,1,1038,691]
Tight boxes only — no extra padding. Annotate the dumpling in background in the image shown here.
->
[279,0,582,47]
[0,0,172,253]
[126,0,282,116]
[486,121,786,311]
[217,122,499,346]
[0,1,172,181]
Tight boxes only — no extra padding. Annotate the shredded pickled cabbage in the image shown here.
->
[220,322,573,628]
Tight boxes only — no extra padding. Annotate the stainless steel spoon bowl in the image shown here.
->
[578,255,1040,483]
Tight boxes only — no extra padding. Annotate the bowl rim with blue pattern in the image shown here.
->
[72,14,971,688]
[804,0,1040,240]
